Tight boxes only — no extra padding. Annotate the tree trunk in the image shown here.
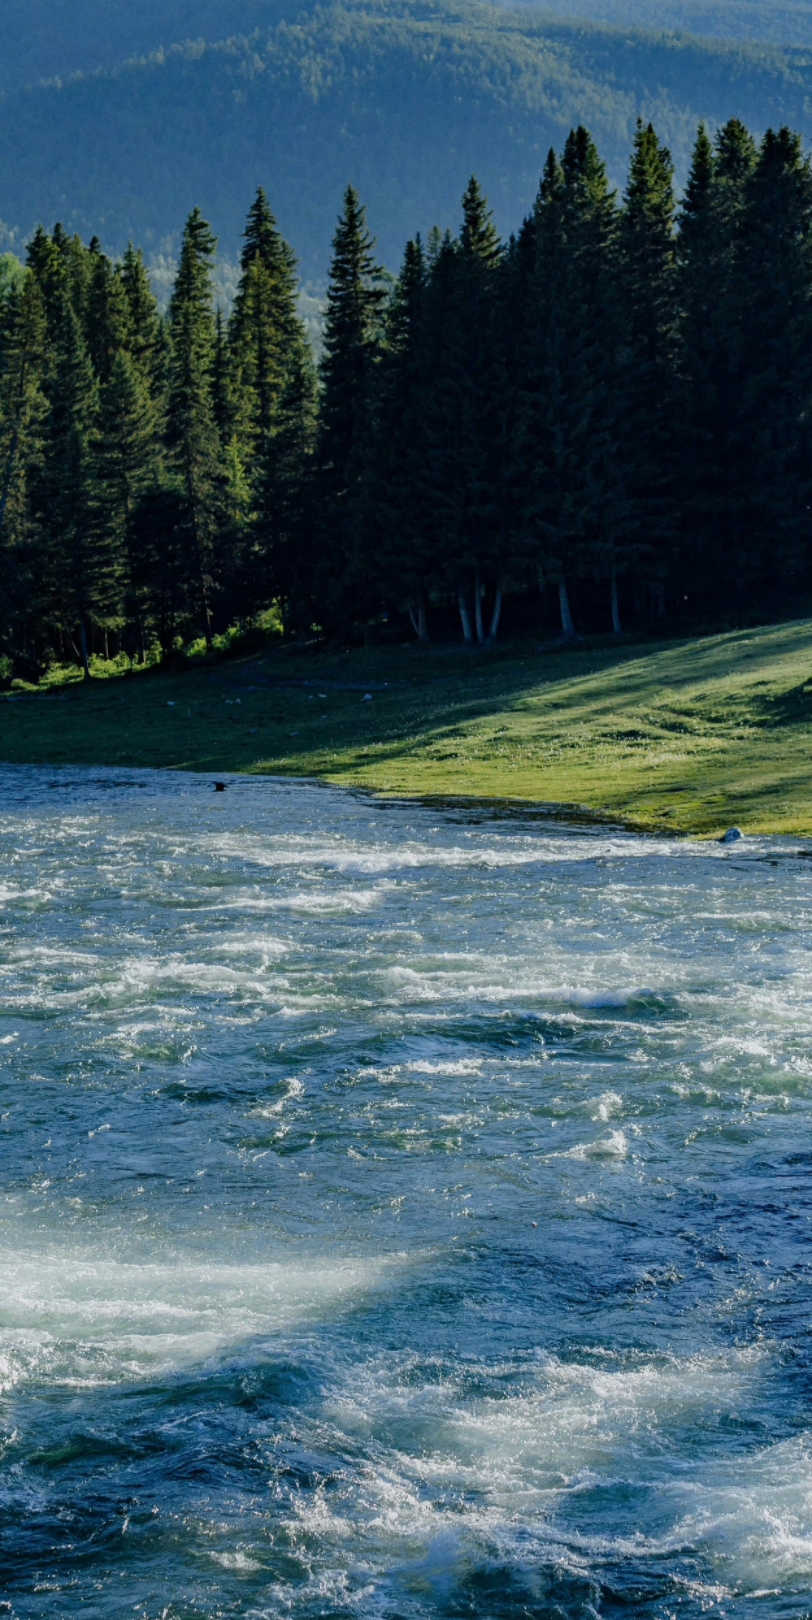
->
[488,586,503,643]
[408,592,429,643]
[611,569,622,636]
[79,616,91,679]
[558,577,575,640]
[474,568,485,644]
[458,587,474,644]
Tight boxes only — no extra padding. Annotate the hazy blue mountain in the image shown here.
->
[0,0,306,90]
[1,0,812,277]
[513,0,812,48]
[2,0,811,93]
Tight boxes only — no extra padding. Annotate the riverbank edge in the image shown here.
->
[3,618,812,837]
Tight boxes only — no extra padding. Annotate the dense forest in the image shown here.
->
[4,0,812,274]
[5,0,812,97]
[2,112,812,676]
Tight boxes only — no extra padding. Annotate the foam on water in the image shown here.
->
[1,764,812,1617]
[0,1249,396,1389]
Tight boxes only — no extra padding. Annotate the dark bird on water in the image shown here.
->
[214,781,226,792]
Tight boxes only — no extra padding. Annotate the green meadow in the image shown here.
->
[3,618,812,835]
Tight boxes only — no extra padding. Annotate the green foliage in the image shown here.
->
[166,207,222,645]
[316,185,387,619]
[229,188,316,620]
[5,112,812,683]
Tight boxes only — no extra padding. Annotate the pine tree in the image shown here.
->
[678,119,759,598]
[26,227,66,339]
[453,177,504,642]
[617,120,678,629]
[35,299,107,674]
[365,236,433,637]
[230,188,302,450]
[95,349,161,662]
[119,243,166,398]
[166,207,222,647]
[0,273,49,667]
[129,487,196,663]
[316,185,387,626]
[227,188,316,622]
[520,129,622,637]
[85,242,131,385]
[734,128,812,586]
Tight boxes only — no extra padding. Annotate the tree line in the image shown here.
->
[1,114,811,676]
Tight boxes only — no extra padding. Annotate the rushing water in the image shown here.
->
[2,765,812,1618]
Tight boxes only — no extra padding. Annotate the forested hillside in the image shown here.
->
[3,0,812,94]
[1,0,812,271]
[521,0,812,48]
[2,116,812,681]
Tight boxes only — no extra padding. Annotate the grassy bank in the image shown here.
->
[2,619,812,834]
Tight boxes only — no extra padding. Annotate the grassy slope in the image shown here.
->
[2,618,812,834]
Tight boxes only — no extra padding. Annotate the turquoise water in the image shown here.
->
[2,766,812,1618]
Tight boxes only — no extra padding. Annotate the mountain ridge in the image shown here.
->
[2,0,812,276]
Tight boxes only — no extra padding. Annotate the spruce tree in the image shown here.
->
[94,349,161,662]
[26,227,66,339]
[0,273,48,667]
[228,188,316,622]
[230,187,302,451]
[36,300,107,674]
[677,120,758,596]
[454,177,504,642]
[520,130,622,637]
[119,243,166,398]
[166,207,222,647]
[85,243,130,385]
[415,182,504,643]
[365,236,433,638]
[316,185,386,625]
[735,128,812,586]
[618,120,678,628]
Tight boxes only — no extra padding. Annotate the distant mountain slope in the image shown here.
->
[514,0,812,48]
[2,0,811,93]
[1,0,812,275]
[0,0,306,91]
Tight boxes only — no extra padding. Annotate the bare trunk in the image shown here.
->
[611,569,622,636]
[488,586,503,643]
[474,568,485,645]
[79,617,90,680]
[458,587,474,644]
[558,576,575,640]
[104,629,110,661]
[187,482,212,651]
[408,592,430,643]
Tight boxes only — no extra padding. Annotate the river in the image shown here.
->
[1,765,812,1618]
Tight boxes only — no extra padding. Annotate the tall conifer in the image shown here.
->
[316,185,386,624]
[166,207,222,646]
[0,273,48,664]
[366,236,432,638]
[521,130,621,637]
[36,300,106,673]
[229,188,315,619]
[618,120,678,627]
